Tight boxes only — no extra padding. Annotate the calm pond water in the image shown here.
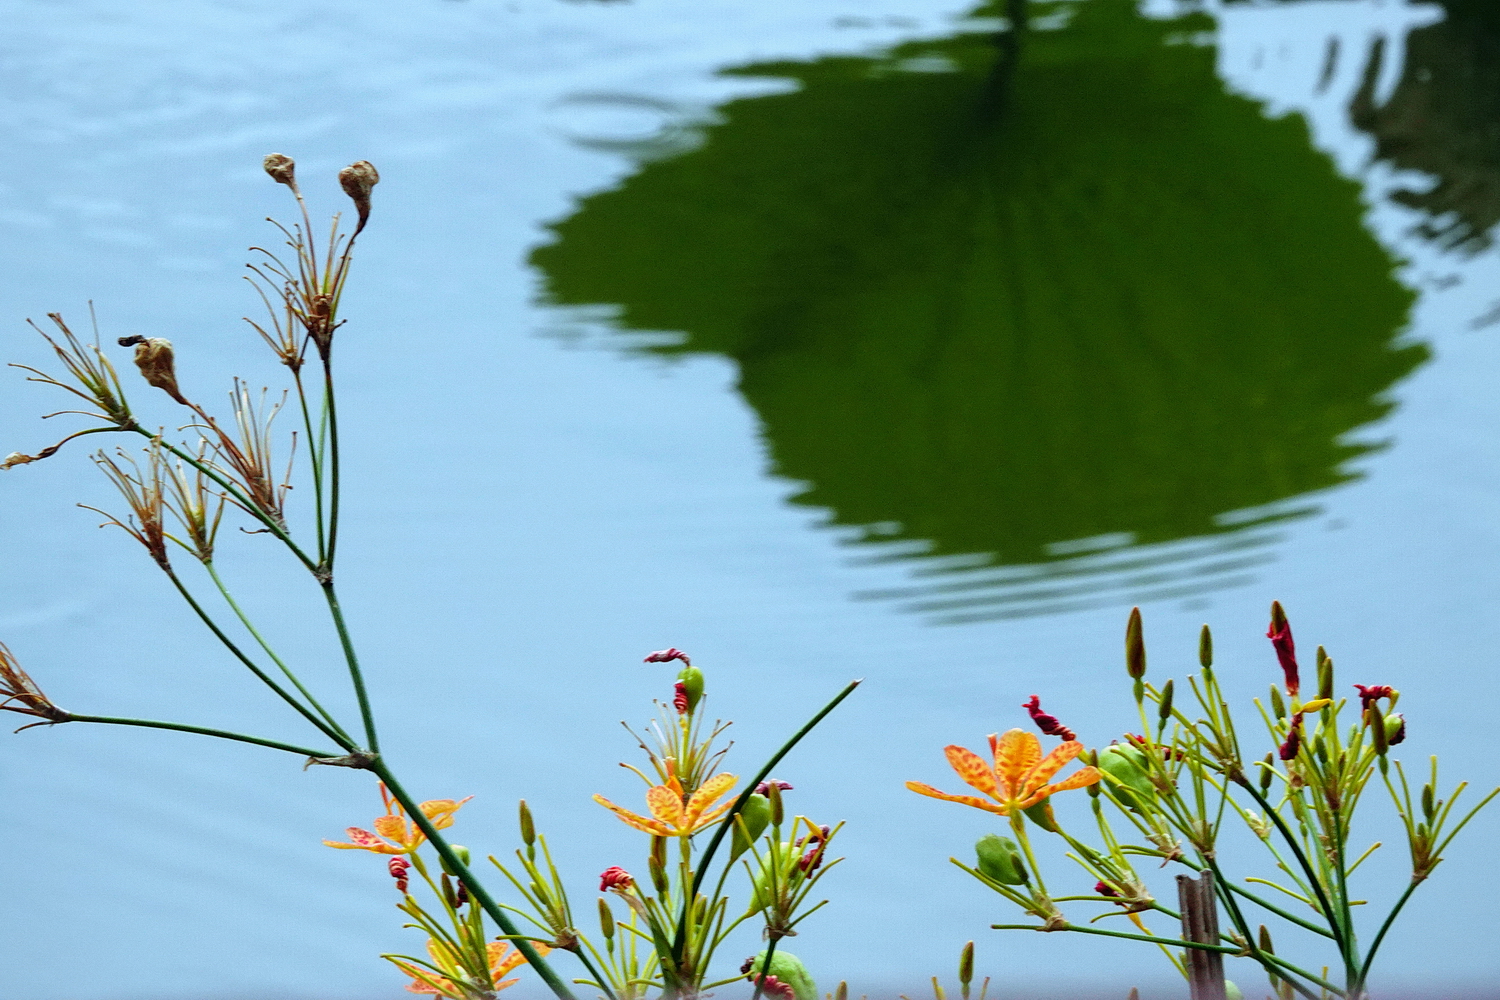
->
[2,1,1498,997]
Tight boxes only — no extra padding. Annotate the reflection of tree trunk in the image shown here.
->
[981,0,1029,115]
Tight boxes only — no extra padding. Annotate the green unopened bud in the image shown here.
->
[1158,680,1174,723]
[1421,784,1435,819]
[1316,647,1333,701]
[1126,607,1146,680]
[835,983,848,1000]
[598,897,615,940]
[1269,686,1286,720]
[441,872,458,908]
[731,794,771,861]
[1368,702,1388,756]
[1258,924,1275,954]
[1259,752,1275,793]
[1225,981,1244,1000]
[1197,624,1213,669]
[958,941,974,990]
[676,665,705,712]
[975,834,1028,885]
[768,781,785,827]
[519,800,535,848]
[1022,799,1059,832]
[649,836,669,895]
[747,950,817,1000]
[1098,745,1154,812]
[118,335,189,405]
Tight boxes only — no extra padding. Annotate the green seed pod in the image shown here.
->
[1421,784,1435,819]
[1269,686,1286,720]
[974,834,1028,885]
[1126,607,1146,680]
[768,781,785,827]
[676,665,705,712]
[1258,752,1275,793]
[1098,745,1154,812]
[747,950,817,1000]
[519,800,535,848]
[1368,702,1389,756]
[1199,625,1213,668]
[598,897,615,940]
[1225,981,1244,1000]
[958,941,974,989]
[730,793,772,861]
[1158,680,1174,723]
[439,845,471,875]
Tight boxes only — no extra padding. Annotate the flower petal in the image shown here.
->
[995,729,1042,793]
[1018,765,1101,809]
[646,783,687,830]
[1022,740,1084,793]
[593,793,672,836]
[943,744,998,796]
[421,795,473,830]
[374,814,419,849]
[684,773,736,825]
[323,827,403,854]
[905,780,1011,815]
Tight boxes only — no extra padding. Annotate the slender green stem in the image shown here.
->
[204,561,353,744]
[569,947,621,1000]
[674,679,861,964]
[164,569,354,749]
[65,713,336,758]
[291,368,327,562]
[990,922,1239,953]
[321,583,378,752]
[1172,857,1334,938]
[371,761,577,1000]
[322,359,341,570]
[1236,777,1349,957]
[1353,878,1421,995]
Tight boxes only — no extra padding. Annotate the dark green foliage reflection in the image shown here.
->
[533,0,1424,620]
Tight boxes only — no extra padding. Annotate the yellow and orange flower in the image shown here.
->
[392,938,549,996]
[323,783,472,855]
[906,728,1099,816]
[594,769,737,837]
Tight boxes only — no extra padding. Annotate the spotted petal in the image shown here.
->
[905,780,1011,815]
[593,793,672,836]
[323,826,403,854]
[374,813,418,849]
[994,729,1042,799]
[1020,740,1084,795]
[646,784,687,830]
[685,773,736,826]
[420,796,473,830]
[944,744,997,796]
[1019,765,1101,809]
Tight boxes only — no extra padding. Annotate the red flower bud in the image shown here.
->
[1095,880,1120,898]
[599,866,635,892]
[1267,601,1300,696]
[746,973,796,999]
[1022,694,1076,741]
[644,647,690,666]
[673,681,690,715]
[1353,684,1395,710]
[389,858,410,879]
[756,779,794,795]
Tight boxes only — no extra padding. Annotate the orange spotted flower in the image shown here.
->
[323,783,472,855]
[391,938,550,996]
[594,765,737,837]
[906,728,1099,816]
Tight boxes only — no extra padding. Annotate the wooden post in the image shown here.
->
[1177,870,1227,1000]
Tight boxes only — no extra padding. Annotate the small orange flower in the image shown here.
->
[906,728,1099,816]
[323,784,472,855]
[594,768,737,837]
[392,938,549,996]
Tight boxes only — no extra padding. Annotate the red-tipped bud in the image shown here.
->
[644,647,690,666]
[673,680,690,715]
[599,866,635,892]
[1267,601,1300,696]
[1022,694,1076,741]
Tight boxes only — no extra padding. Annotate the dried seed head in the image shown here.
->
[0,642,70,728]
[118,336,188,405]
[263,153,297,188]
[338,160,379,235]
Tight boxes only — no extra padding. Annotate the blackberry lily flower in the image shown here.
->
[323,783,471,855]
[906,728,1099,816]
[594,769,737,837]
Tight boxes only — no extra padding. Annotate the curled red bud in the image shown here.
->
[756,779,794,795]
[745,973,796,999]
[644,647,690,666]
[673,681,690,715]
[1278,724,1302,761]
[1094,880,1120,898]
[1022,694,1076,741]
[1353,684,1395,710]
[1267,601,1300,696]
[599,866,635,892]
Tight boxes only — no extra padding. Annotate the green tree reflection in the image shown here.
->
[533,0,1424,621]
